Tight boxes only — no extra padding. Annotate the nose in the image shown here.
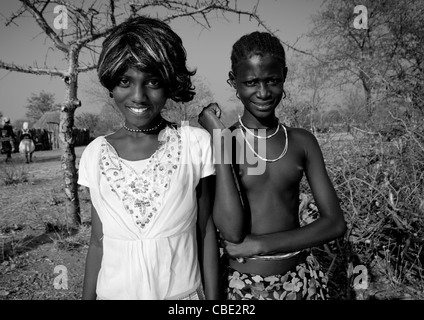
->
[256,82,271,99]
[131,85,147,104]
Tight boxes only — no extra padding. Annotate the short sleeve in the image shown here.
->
[77,137,102,188]
[77,146,90,188]
[187,126,215,178]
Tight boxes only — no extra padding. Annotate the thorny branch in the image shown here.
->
[0,60,65,77]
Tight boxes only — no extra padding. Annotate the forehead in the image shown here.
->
[235,54,284,78]
[120,67,158,78]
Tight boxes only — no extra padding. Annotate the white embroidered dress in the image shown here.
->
[78,125,215,300]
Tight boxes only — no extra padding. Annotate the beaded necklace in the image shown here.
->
[123,117,164,133]
[238,115,280,139]
[238,118,288,163]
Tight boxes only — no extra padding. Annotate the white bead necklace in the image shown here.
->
[239,119,288,163]
[238,115,280,139]
[123,117,164,133]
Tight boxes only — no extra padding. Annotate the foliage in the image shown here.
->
[74,112,101,138]
[308,0,424,122]
[311,118,424,299]
[24,91,60,123]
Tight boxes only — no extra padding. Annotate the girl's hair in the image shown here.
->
[97,16,196,103]
[230,31,286,74]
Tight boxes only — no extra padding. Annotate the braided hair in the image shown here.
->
[230,31,286,76]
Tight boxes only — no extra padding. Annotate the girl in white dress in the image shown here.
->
[78,16,219,300]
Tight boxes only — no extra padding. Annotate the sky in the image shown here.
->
[0,0,324,123]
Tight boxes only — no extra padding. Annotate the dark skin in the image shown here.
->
[82,67,220,299]
[199,54,346,276]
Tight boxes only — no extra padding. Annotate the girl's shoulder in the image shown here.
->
[286,126,322,155]
[286,126,325,161]
[286,126,318,143]
[81,136,106,156]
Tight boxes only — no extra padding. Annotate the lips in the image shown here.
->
[127,106,149,115]
[251,101,274,110]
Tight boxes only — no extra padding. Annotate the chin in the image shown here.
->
[252,109,276,119]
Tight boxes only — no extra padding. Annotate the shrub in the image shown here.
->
[0,164,29,185]
[314,120,424,299]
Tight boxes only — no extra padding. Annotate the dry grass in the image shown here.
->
[0,148,91,300]
[309,124,424,300]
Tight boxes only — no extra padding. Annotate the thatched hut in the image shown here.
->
[32,111,90,150]
[33,111,60,149]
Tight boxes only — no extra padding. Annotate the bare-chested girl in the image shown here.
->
[199,31,346,300]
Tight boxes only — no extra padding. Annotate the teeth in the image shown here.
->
[128,107,147,114]
[253,103,272,108]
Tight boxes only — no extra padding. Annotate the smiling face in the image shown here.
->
[112,67,168,129]
[233,54,287,123]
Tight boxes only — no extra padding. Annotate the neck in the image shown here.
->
[240,112,278,129]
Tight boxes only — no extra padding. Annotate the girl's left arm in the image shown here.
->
[196,175,221,300]
[223,130,347,257]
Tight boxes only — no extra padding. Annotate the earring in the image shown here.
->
[109,92,113,98]
[236,92,240,100]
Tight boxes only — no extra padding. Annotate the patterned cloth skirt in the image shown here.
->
[226,252,329,300]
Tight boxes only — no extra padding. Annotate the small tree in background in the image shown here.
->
[75,112,100,136]
[25,90,60,123]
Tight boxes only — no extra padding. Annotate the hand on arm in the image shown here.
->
[82,203,103,300]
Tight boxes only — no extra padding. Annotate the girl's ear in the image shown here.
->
[227,71,236,88]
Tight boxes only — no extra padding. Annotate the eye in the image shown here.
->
[146,79,161,88]
[268,78,281,85]
[244,80,257,87]
[117,78,130,88]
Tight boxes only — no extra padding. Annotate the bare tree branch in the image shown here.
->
[0,60,65,77]
[109,0,116,27]
[4,3,27,26]
[77,64,97,73]
[19,0,69,52]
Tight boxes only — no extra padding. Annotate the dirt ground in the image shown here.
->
[0,147,91,300]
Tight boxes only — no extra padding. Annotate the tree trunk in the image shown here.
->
[60,47,81,226]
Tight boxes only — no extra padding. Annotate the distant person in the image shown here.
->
[19,122,36,163]
[78,16,220,300]
[1,117,16,163]
[198,31,347,300]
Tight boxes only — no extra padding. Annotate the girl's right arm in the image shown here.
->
[198,103,245,243]
[82,203,103,300]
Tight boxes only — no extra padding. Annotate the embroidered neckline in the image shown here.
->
[99,125,182,231]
